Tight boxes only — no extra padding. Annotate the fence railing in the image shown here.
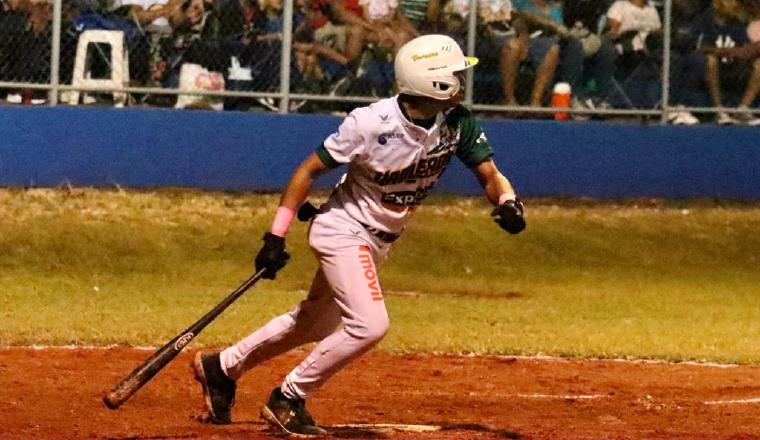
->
[1,0,759,124]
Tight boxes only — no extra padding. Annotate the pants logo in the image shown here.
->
[358,246,383,301]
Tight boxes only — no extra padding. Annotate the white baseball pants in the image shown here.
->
[219,208,391,399]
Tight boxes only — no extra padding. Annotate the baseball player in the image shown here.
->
[193,33,526,437]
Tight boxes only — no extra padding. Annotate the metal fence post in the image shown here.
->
[49,0,62,106]
[278,0,294,114]
[464,0,478,106]
[660,0,672,124]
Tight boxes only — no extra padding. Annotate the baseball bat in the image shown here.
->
[103,269,266,410]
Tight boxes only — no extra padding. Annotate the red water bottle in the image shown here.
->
[551,82,571,121]
[21,89,32,105]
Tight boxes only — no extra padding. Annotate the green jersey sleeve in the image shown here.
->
[448,106,494,167]
[315,144,341,168]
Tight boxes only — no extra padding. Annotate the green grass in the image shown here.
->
[1,188,760,363]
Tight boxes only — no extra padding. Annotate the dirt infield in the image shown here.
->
[2,348,760,440]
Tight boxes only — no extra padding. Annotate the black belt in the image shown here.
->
[359,222,400,243]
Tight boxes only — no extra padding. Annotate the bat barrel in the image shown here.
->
[103,343,178,409]
[101,270,264,410]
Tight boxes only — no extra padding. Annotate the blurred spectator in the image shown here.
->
[318,0,372,63]
[477,0,523,105]
[398,0,434,30]
[496,0,561,107]
[318,0,416,63]
[562,0,618,112]
[292,0,361,89]
[362,0,416,43]
[666,0,707,124]
[197,0,303,107]
[337,0,419,95]
[700,0,760,125]
[110,0,179,30]
[291,0,418,98]
[512,0,617,112]
[0,0,56,104]
[82,0,210,96]
[605,0,662,70]
[606,0,661,40]
[604,0,663,109]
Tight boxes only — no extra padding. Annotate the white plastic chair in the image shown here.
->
[67,30,130,107]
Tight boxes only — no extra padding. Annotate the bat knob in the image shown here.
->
[103,393,121,410]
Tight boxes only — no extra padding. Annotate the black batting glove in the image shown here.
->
[297,201,321,222]
[255,232,290,279]
[491,198,526,235]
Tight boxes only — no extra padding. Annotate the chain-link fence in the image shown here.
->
[1,0,759,123]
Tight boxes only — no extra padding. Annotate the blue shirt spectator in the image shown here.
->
[513,0,563,26]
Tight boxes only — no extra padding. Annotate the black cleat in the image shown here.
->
[193,351,236,424]
[261,387,327,438]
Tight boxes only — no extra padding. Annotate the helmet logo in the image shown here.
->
[412,52,439,61]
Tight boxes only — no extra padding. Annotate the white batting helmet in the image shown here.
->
[394,34,479,100]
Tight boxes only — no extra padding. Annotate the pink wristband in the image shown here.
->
[498,193,517,205]
[271,206,296,237]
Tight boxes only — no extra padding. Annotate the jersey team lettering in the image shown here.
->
[380,184,434,207]
[373,150,454,186]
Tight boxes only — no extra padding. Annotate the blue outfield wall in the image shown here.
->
[0,106,759,198]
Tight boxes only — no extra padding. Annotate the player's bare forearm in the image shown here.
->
[279,152,331,211]
[472,159,516,205]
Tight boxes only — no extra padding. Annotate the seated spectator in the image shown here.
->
[171,0,209,32]
[700,0,760,125]
[0,0,56,104]
[562,0,618,111]
[317,0,415,65]
[316,0,370,63]
[292,0,416,97]
[606,0,661,42]
[291,0,362,89]
[398,0,433,31]
[503,0,563,107]
[336,0,419,95]
[510,0,616,113]
[475,0,522,105]
[204,0,306,93]
[98,0,201,93]
[424,0,556,108]
[361,0,418,49]
[604,0,663,108]
[111,0,186,31]
[666,0,708,124]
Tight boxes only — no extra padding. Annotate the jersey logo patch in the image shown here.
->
[379,114,390,123]
[378,131,403,145]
